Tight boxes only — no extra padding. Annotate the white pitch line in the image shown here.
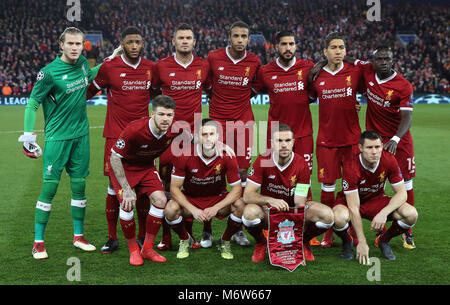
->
[0,126,104,134]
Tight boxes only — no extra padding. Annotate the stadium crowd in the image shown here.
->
[0,0,448,95]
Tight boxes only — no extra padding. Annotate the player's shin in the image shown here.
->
[143,205,165,249]
[222,213,243,241]
[105,186,120,240]
[70,178,87,236]
[119,209,139,252]
[242,216,265,244]
[35,179,59,241]
[304,221,334,242]
[136,196,150,240]
[165,216,189,240]
[379,220,414,243]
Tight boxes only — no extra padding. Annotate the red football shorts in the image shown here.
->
[334,194,395,221]
[217,119,254,169]
[110,165,164,200]
[382,133,415,179]
[103,138,118,177]
[183,192,228,219]
[316,144,359,183]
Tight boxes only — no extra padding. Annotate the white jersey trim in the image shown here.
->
[322,62,344,76]
[276,57,296,72]
[226,46,247,64]
[272,152,294,172]
[121,54,141,70]
[359,153,380,173]
[246,178,261,187]
[174,54,194,69]
[375,71,397,84]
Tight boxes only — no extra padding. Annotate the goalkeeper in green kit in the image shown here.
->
[18,27,117,259]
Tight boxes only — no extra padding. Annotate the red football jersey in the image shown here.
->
[207,48,261,122]
[252,58,314,139]
[171,144,241,198]
[311,62,363,147]
[152,55,210,132]
[341,151,404,203]
[92,55,154,138]
[247,152,311,207]
[111,117,182,171]
[355,60,414,138]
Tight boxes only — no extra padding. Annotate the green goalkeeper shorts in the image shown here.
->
[42,134,90,180]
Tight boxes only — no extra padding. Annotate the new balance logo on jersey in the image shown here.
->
[191,169,198,173]
[268,175,275,179]
[140,145,148,148]
[369,81,374,86]
[120,73,126,77]
[218,67,224,71]
[319,81,325,86]
[271,76,278,79]
[169,73,175,77]
[62,75,68,80]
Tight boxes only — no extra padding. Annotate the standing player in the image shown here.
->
[164,119,245,260]
[151,23,211,250]
[87,26,155,254]
[335,130,418,263]
[347,46,416,248]
[109,95,188,265]
[308,32,364,247]
[207,20,261,247]
[252,31,314,168]
[19,27,97,259]
[242,124,336,262]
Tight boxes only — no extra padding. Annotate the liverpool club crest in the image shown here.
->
[277,219,295,244]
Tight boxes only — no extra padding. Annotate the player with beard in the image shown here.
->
[151,23,211,251]
[206,21,261,248]
[87,26,155,254]
[109,95,189,265]
[308,32,364,249]
[242,123,335,262]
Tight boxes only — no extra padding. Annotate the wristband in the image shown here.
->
[391,136,400,144]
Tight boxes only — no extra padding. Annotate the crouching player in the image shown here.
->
[164,119,245,260]
[336,130,418,263]
[242,123,335,262]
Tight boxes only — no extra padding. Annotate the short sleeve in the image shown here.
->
[92,61,110,90]
[399,82,414,111]
[225,156,241,186]
[171,155,187,180]
[246,156,263,187]
[29,69,53,104]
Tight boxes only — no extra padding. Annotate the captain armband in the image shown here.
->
[294,183,309,197]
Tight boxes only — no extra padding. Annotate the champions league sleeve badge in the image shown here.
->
[267,207,305,272]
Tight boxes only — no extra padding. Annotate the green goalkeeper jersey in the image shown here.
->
[30,55,92,141]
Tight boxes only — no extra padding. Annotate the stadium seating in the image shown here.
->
[0,0,448,95]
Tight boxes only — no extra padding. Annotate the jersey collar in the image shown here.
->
[322,62,344,76]
[148,118,167,139]
[196,144,218,165]
[272,151,294,172]
[226,46,247,64]
[359,153,380,173]
[276,57,296,72]
[375,70,397,84]
[174,53,194,69]
[121,54,141,69]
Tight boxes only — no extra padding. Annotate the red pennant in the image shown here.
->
[267,207,305,272]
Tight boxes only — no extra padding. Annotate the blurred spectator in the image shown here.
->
[2,83,12,95]
[0,0,448,95]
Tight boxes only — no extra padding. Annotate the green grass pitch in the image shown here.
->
[0,104,449,285]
